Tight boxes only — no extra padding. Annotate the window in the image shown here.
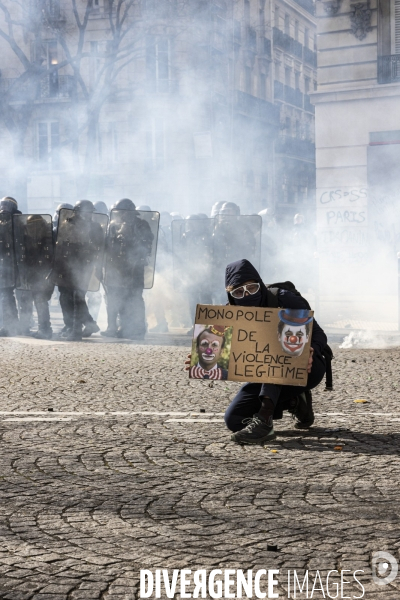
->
[245,67,252,93]
[285,67,291,86]
[259,5,265,32]
[294,20,299,41]
[259,73,266,99]
[295,71,300,90]
[36,40,59,97]
[295,120,300,138]
[37,122,60,170]
[304,76,310,94]
[33,39,58,70]
[146,119,165,170]
[146,37,171,93]
[304,28,309,49]
[285,116,291,135]
[274,6,279,27]
[244,0,250,25]
[284,14,290,35]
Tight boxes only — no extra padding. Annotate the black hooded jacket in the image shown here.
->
[225,259,327,355]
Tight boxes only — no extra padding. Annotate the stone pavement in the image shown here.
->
[0,336,399,599]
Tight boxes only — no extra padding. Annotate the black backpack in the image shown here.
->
[265,281,333,391]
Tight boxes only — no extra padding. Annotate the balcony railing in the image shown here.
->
[285,86,303,107]
[275,136,315,160]
[235,90,279,123]
[275,82,304,107]
[273,27,292,53]
[39,73,76,100]
[273,28,311,63]
[0,75,75,102]
[378,55,400,84]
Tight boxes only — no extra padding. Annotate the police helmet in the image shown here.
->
[94,201,109,215]
[220,202,240,216]
[115,198,136,211]
[137,204,151,211]
[56,203,73,212]
[210,201,224,217]
[74,199,95,212]
[0,196,19,214]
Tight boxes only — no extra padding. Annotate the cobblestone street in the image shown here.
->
[0,337,399,599]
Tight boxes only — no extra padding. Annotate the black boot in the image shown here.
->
[289,390,314,429]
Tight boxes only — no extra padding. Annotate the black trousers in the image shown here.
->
[106,286,146,338]
[72,289,95,333]
[224,352,326,432]
[16,289,33,333]
[0,288,19,333]
[59,286,74,329]
[59,287,94,332]
[32,288,53,332]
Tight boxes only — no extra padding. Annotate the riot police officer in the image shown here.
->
[102,198,154,339]
[0,197,20,337]
[174,214,213,329]
[212,202,260,303]
[14,214,54,339]
[52,200,106,341]
[53,203,73,233]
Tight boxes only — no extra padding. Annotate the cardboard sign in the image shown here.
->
[189,305,314,386]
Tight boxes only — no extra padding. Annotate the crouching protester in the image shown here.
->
[223,259,328,445]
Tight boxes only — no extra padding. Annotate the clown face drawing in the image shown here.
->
[197,329,224,370]
[189,325,230,381]
[277,309,313,357]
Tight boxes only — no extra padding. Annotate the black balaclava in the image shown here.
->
[225,259,269,307]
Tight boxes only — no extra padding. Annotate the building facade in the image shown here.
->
[313,0,400,327]
[272,0,317,223]
[0,0,316,221]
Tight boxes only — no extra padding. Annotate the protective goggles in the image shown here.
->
[230,283,260,299]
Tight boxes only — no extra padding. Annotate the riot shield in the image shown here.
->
[211,215,262,298]
[0,212,15,289]
[172,218,214,292]
[104,209,159,289]
[51,208,108,292]
[13,214,54,291]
